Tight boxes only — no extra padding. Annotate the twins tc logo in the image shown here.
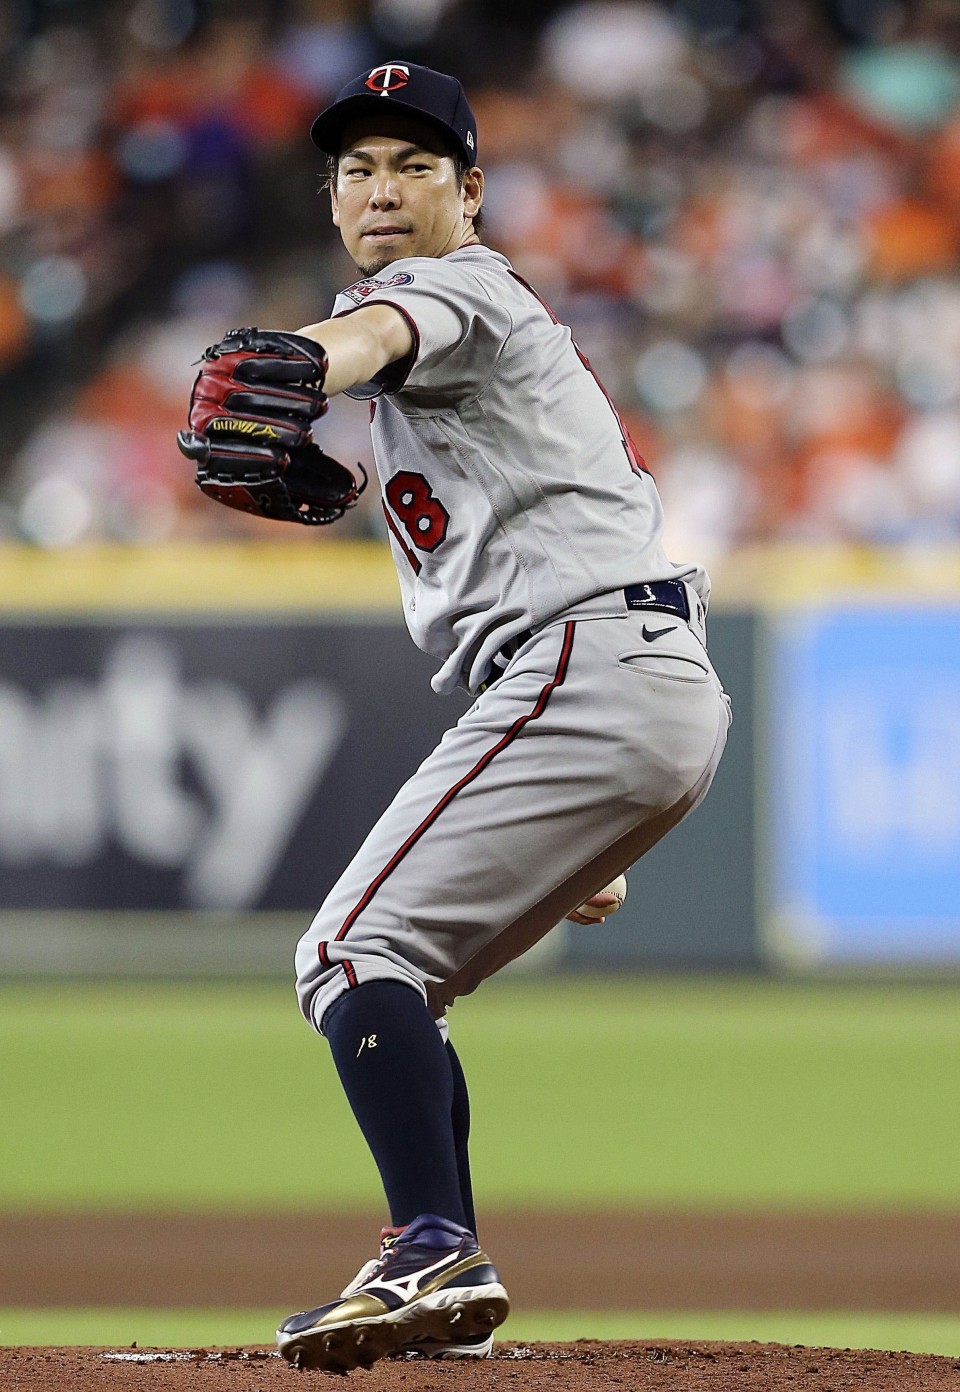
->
[342,270,415,306]
[365,63,410,95]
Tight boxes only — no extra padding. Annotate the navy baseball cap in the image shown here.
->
[311,62,478,165]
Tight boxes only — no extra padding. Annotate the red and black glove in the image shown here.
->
[177,327,366,526]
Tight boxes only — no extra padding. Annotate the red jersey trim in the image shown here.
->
[507,270,649,477]
[508,270,561,324]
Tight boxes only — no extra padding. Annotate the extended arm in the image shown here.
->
[295,304,415,397]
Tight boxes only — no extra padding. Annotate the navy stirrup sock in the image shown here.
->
[323,981,469,1231]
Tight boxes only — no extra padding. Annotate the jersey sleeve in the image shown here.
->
[331,255,513,401]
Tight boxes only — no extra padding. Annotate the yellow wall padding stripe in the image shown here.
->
[714,543,960,605]
[0,541,959,614]
[0,541,402,613]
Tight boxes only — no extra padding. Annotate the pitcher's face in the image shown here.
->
[332,115,482,275]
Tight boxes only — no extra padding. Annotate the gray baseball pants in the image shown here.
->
[296,595,731,1031]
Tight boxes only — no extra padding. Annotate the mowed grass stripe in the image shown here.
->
[2,1309,959,1357]
[2,979,960,1208]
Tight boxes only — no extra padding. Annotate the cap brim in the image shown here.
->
[311,94,469,161]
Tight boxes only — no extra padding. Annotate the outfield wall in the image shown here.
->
[0,542,958,975]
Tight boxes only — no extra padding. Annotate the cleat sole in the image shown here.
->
[277,1284,509,1374]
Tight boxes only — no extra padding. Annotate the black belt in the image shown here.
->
[479,581,696,693]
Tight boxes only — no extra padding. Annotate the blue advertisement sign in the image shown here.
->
[769,606,960,964]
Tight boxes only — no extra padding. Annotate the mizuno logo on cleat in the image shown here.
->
[641,624,677,642]
[368,1252,459,1303]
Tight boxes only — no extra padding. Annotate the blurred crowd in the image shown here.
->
[2,0,960,562]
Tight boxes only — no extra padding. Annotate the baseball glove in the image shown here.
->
[176,326,366,526]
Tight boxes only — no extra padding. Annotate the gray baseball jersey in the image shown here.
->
[331,244,710,695]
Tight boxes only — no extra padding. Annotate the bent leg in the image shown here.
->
[296,614,729,1028]
[292,610,727,1247]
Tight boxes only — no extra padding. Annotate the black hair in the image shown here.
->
[325,146,484,237]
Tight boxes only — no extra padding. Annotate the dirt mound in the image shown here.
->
[4,1341,960,1391]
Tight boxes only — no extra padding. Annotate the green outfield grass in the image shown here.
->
[1,1309,958,1357]
[2,978,960,1209]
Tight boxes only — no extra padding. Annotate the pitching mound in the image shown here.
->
[4,1341,960,1391]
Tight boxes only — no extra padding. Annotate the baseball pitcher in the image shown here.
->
[178,61,731,1374]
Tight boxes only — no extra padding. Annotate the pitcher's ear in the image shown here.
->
[462,166,483,220]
